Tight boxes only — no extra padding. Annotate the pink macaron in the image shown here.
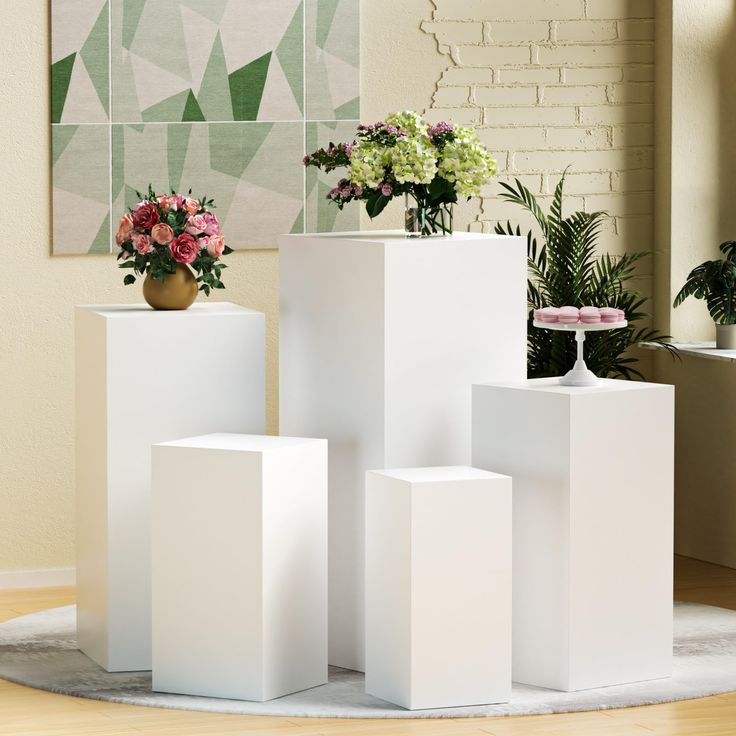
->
[533,309,542,322]
[558,306,580,324]
[600,307,620,323]
[579,306,601,324]
[617,309,626,322]
[539,307,561,323]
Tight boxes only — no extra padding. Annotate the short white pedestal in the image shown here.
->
[280,230,526,670]
[472,378,674,691]
[151,433,327,701]
[365,466,512,710]
[75,304,265,672]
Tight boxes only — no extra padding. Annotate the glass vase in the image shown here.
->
[404,194,454,238]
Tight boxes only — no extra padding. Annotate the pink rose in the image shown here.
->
[186,214,207,235]
[115,212,134,246]
[204,234,225,258]
[151,223,174,245]
[169,233,200,264]
[156,194,183,212]
[183,197,199,215]
[131,232,153,255]
[132,201,159,230]
[201,212,220,236]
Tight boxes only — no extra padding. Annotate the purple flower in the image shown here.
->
[341,187,352,197]
[354,185,364,196]
[380,183,393,197]
[428,121,455,138]
[384,124,399,135]
[302,154,311,166]
[327,187,340,200]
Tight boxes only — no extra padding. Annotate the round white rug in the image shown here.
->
[0,602,735,718]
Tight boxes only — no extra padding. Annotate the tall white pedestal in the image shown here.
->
[279,230,526,671]
[75,304,265,672]
[151,434,327,701]
[365,466,512,710]
[472,378,675,691]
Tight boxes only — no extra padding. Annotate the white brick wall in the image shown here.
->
[421,0,656,288]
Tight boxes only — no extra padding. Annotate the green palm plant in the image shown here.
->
[673,241,736,323]
[494,173,675,379]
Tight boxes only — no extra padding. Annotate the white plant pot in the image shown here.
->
[716,323,736,349]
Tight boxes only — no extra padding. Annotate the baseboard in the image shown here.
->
[0,568,76,590]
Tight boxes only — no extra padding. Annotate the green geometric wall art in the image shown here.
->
[51,0,359,254]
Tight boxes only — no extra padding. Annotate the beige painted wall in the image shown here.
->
[652,0,736,569]
[1,0,667,573]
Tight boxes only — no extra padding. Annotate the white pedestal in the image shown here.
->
[365,466,512,710]
[279,230,526,670]
[75,304,265,672]
[472,378,675,691]
[151,434,327,701]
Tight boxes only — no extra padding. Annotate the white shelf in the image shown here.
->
[641,341,736,364]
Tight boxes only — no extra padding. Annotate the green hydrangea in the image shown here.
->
[348,140,387,188]
[388,136,438,185]
[385,110,429,137]
[437,126,498,197]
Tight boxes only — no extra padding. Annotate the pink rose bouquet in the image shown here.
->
[116,185,232,296]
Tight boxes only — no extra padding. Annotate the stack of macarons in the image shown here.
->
[534,306,625,324]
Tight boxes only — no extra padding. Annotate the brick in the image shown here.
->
[579,104,654,125]
[554,21,618,42]
[487,21,551,43]
[544,171,611,194]
[495,67,560,84]
[432,0,585,21]
[545,127,611,149]
[433,86,473,106]
[481,197,544,225]
[624,65,655,82]
[512,147,653,172]
[612,124,654,147]
[483,106,577,126]
[614,215,655,250]
[438,67,493,86]
[542,85,608,105]
[608,83,654,104]
[586,0,654,20]
[424,107,482,125]
[617,20,655,41]
[584,193,653,216]
[474,86,538,106]
[457,44,531,66]
[537,43,653,66]
[477,126,547,149]
[563,67,623,84]
[421,21,484,45]
[612,169,654,192]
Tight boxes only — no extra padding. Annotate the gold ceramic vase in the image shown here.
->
[142,264,198,310]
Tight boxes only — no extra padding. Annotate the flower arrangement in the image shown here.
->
[115,186,233,297]
[303,111,497,237]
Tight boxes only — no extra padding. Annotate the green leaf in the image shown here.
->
[365,192,390,219]
[123,274,136,286]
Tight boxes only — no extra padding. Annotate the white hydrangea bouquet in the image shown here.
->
[303,111,497,237]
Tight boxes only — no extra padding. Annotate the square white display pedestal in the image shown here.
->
[75,303,265,672]
[365,466,512,710]
[279,230,526,671]
[472,378,674,691]
[151,433,327,702]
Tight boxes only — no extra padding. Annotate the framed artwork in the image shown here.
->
[51,0,360,254]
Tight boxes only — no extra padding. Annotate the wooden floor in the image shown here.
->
[1,556,735,735]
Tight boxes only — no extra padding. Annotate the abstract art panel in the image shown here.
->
[51,0,360,254]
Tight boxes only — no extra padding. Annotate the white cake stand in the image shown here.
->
[533,320,628,387]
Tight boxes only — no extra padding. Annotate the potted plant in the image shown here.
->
[115,185,233,310]
[673,241,736,348]
[495,173,676,378]
[303,111,497,237]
